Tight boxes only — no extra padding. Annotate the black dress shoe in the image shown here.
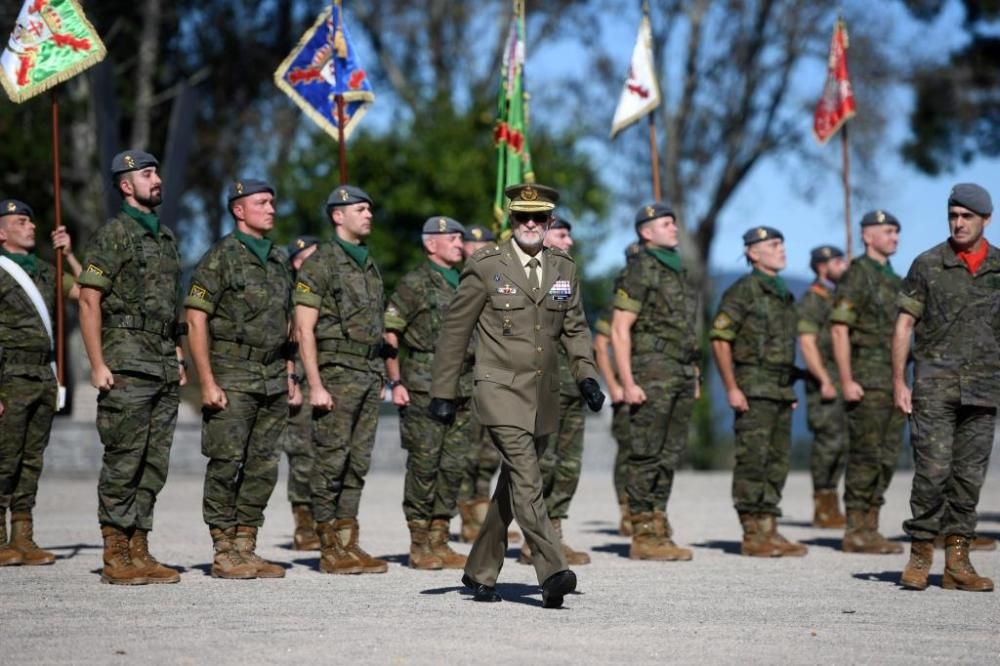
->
[541,569,577,609]
[462,573,502,602]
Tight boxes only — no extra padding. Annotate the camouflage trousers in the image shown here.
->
[283,396,314,506]
[311,364,382,522]
[805,388,848,491]
[97,373,178,531]
[539,392,585,519]
[202,389,286,528]
[903,378,995,540]
[732,398,793,516]
[625,377,695,515]
[0,374,56,512]
[611,402,630,502]
[844,389,904,512]
[458,426,502,501]
[401,392,475,521]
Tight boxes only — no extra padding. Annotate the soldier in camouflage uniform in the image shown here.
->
[797,245,849,528]
[79,150,186,585]
[0,199,81,567]
[829,210,905,555]
[283,235,320,551]
[185,179,294,580]
[521,216,589,566]
[710,226,807,558]
[384,216,473,570]
[294,184,389,575]
[895,183,998,592]
[612,202,699,561]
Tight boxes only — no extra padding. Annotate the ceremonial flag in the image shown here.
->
[813,18,856,145]
[610,14,661,139]
[493,0,534,229]
[1,0,106,103]
[274,0,374,142]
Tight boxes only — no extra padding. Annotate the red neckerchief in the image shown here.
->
[952,239,988,275]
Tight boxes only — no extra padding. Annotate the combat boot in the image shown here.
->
[337,518,388,574]
[317,521,362,575]
[651,511,692,561]
[291,504,321,551]
[0,514,24,566]
[629,512,685,560]
[553,519,591,565]
[865,506,903,554]
[900,539,933,591]
[209,526,257,580]
[9,512,55,565]
[469,497,521,544]
[407,520,443,570]
[458,499,482,543]
[100,525,148,585]
[812,489,847,529]
[618,500,632,537]
[758,514,807,557]
[942,535,994,592]
[129,529,180,583]
[429,518,467,569]
[234,526,285,578]
[739,512,782,557]
[933,534,996,551]
[842,510,883,553]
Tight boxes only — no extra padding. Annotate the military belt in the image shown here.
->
[2,349,52,366]
[317,338,378,360]
[631,333,700,363]
[104,314,179,339]
[212,340,285,365]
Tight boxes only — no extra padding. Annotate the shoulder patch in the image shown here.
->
[296,281,313,294]
[833,297,853,311]
[85,263,105,277]
[188,284,208,300]
[616,288,630,300]
[385,304,400,317]
[712,312,733,330]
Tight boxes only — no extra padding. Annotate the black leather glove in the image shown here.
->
[378,341,398,359]
[579,378,606,412]
[428,397,457,425]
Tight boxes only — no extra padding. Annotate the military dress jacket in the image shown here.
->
[292,240,385,374]
[384,260,473,397]
[77,211,182,381]
[0,258,60,381]
[898,241,1000,407]
[797,280,839,389]
[430,240,598,437]
[184,234,293,396]
[709,272,797,401]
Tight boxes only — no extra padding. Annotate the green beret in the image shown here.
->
[0,198,33,219]
[111,150,158,176]
[505,183,558,212]
[743,226,784,246]
[287,235,319,260]
[227,178,275,206]
[326,185,372,213]
[860,209,900,229]
[464,225,495,242]
[948,183,993,216]
[422,216,466,235]
[634,201,674,228]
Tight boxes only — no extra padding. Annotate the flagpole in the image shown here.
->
[647,112,662,202]
[841,123,852,258]
[334,0,347,184]
[51,94,65,392]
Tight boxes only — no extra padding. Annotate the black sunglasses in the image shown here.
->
[512,212,550,224]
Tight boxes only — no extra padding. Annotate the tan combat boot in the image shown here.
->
[100,525,148,585]
[553,518,591,565]
[407,520,443,570]
[337,518,388,574]
[429,518,467,569]
[9,512,55,565]
[458,500,481,543]
[234,526,285,578]
[812,489,847,528]
[865,506,903,554]
[942,535,994,592]
[842,510,877,553]
[317,521,362,575]
[739,512,781,557]
[758,514,807,557]
[900,539,933,591]
[629,512,685,560]
[129,529,180,583]
[618,500,632,537]
[0,513,24,566]
[651,510,693,561]
[933,534,996,551]
[291,504,321,551]
[209,526,257,579]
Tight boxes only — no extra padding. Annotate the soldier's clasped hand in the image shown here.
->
[579,378,606,412]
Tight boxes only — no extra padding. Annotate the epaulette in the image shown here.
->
[472,244,502,262]
[545,246,575,263]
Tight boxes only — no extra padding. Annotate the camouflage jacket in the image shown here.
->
[77,210,182,380]
[384,260,473,397]
[797,280,838,389]
[613,249,700,370]
[829,255,902,390]
[0,256,59,380]
[709,271,797,401]
[184,234,293,396]
[292,239,384,373]
[898,241,1000,407]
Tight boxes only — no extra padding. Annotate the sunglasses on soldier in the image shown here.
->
[512,212,550,224]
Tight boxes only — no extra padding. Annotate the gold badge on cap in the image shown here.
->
[124,155,136,169]
[438,218,447,232]
[296,239,306,249]
[6,202,15,213]
[645,205,655,218]
[756,228,768,239]
[339,189,349,201]
[876,210,886,224]
[235,181,244,195]
[472,228,483,240]
[822,248,831,258]
[521,186,538,201]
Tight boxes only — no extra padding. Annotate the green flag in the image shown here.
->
[493,0,534,235]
